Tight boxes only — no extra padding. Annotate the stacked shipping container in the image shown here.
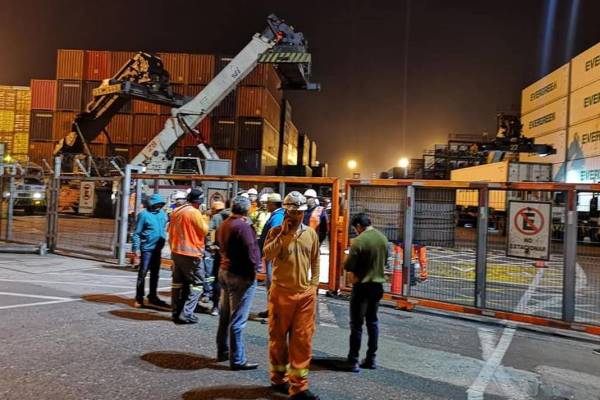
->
[0,85,31,162]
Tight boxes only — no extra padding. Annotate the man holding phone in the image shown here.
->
[263,191,321,400]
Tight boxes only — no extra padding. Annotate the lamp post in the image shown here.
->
[398,157,409,178]
[347,159,358,179]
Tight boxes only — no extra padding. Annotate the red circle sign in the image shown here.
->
[514,207,545,236]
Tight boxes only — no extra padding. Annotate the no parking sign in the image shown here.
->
[507,201,552,260]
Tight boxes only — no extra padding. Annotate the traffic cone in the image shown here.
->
[390,244,403,294]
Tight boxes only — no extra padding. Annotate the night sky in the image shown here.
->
[2,0,600,177]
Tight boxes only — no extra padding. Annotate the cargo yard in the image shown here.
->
[2,2,600,400]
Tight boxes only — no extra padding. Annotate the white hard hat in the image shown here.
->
[267,193,282,203]
[283,191,307,211]
[304,189,318,198]
[259,193,269,202]
[241,192,250,199]
[247,188,258,195]
[174,191,187,200]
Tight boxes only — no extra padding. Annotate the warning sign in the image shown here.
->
[507,201,552,260]
[79,181,95,214]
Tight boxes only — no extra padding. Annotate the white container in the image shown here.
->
[521,63,569,114]
[570,41,600,92]
[519,130,566,165]
[569,79,600,126]
[567,117,600,161]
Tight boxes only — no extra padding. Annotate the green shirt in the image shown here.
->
[344,227,388,284]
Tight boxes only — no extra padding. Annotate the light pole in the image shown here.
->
[347,159,358,178]
[398,157,409,178]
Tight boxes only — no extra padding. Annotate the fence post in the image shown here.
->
[135,178,143,217]
[6,168,15,241]
[118,165,132,266]
[279,182,286,197]
[402,185,415,296]
[232,180,239,197]
[475,185,489,308]
[563,189,577,323]
[46,157,61,251]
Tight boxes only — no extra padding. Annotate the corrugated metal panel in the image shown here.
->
[52,111,76,141]
[129,145,146,160]
[29,111,54,141]
[109,51,136,76]
[88,143,107,157]
[28,140,55,164]
[30,80,56,110]
[237,117,263,149]
[14,112,30,133]
[215,149,236,170]
[286,145,298,166]
[132,115,159,145]
[56,49,85,80]
[185,84,206,98]
[236,87,280,130]
[0,133,13,151]
[241,64,282,102]
[56,80,83,111]
[132,99,160,114]
[0,87,16,110]
[158,53,189,84]
[84,50,111,80]
[571,42,600,92]
[212,90,237,117]
[180,116,211,146]
[91,133,108,144]
[521,64,569,114]
[15,88,31,112]
[188,54,215,84]
[521,97,568,138]
[215,56,233,73]
[106,114,133,144]
[0,110,15,132]
[283,120,298,146]
[310,140,317,166]
[236,149,261,175]
[570,79,600,125]
[567,117,600,161]
[283,99,292,123]
[112,146,130,161]
[297,134,310,166]
[82,81,100,111]
[160,84,185,114]
[520,130,566,164]
[13,132,29,154]
[211,118,236,148]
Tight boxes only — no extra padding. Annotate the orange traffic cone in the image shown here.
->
[390,244,403,294]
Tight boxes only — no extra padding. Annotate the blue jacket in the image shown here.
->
[131,194,167,252]
[258,207,285,252]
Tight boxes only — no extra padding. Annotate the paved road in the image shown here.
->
[1,253,600,400]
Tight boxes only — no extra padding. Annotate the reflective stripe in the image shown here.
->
[205,277,215,283]
[171,283,183,288]
[288,367,309,378]
[191,285,203,292]
[270,363,289,373]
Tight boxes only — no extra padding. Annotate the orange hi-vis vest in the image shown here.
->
[308,206,324,230]
[397,243,428,281]
[168,205,208,257]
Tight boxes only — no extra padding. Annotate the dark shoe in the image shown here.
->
[147,297,169,308]
[360,358,377,369]
[349,362,360,373]
[230,362,258,371]
[290,390,320,400]
[172,314,198,324]
[216,352,229,362]
[257,310,268,318]
[270,382,289,395]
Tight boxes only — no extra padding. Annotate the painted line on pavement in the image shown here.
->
[0,278,134,289]
[0,291,71,300]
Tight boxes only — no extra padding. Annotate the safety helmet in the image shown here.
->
[304,189,318,198]
[259,193,269,202]
[173,191,187,200]
[211,201,225,212]
[247,188,258,196]
[187,188,204,203]
[283,191,307,211]
[267,193,282,203]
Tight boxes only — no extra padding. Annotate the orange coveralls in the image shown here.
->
[263,224,320,396]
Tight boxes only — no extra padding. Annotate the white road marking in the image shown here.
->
[0,291,71,300]
[0,278,134,289]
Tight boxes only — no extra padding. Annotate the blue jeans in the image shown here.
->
[136,240,164,301]
[348,282,384,364]
[216,269,257,366]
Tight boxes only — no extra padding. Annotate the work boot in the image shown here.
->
[173,314,198,324]
[270,382,290,395]
[210,307,219,316]
[257,310,268,318]
[147,296,169,309]
[230,362,258,371]
[290,390,320,400]
[359,358,377,370]
[216,352,229,362]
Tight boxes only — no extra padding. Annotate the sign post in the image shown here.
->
[507,201,552,260]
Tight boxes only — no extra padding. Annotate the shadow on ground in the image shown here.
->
[140,351,229,371]
[106,309,172,321]
[310,356,353,372]
[182,385,286,400]
[82,294,135,307]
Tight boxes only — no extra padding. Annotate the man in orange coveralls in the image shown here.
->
[263,191,321,400]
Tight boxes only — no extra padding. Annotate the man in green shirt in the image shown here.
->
[344,213,388,372]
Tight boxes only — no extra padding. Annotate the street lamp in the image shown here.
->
[347,159,357,170]
[398,157,409,178]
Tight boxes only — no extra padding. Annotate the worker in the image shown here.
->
[131,194,169,309]
[263,191,320,400]
[201,201,225,311]
[215,195,261,370]
[205,200,227,316]
[247,188,259,217]
[167,190,187,219]
[256,192,284,319]
[303,189,329,244]
[343,213,388,372]
[168,188,209,324]
[398,242,428,285]
[252,193,271,238]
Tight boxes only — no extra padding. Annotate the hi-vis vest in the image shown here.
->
[168,205,207,257]
[308,206,324,230]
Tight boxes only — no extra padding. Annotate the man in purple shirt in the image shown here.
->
[215,195,261,370]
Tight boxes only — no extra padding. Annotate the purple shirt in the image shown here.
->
[217,214,261,280]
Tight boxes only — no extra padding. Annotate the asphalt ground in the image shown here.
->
[1,253,600,399]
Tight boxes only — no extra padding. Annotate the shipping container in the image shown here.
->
[52,111,76,141]
[29,111,54,141]
[188,54,215,84]
[519,130,566,164]
[283,120,298,146]
[571,42,600,92]
[282,99,292,124]
[14,112,30,133]
[0,111,15,132]
[28,140,55,164]
[88,143,108,157]
[236,87,280,130]
[129,145,146,160]
[30,80,56,110]
[286,144,298,166]
[521,64,569,115]
[109,51,137,76]
[277,165,312,177]
[237,117,279,156]
[13,132,29,154]
[212,90,237,117]
[521,97,568,138]
[179,116,211,146]
[160,84,185,114]
[236,149,277,175]
[56,49,85,80]
[106,114,133,144]
[241,64,282,102]
[15,88,31,112]
[84,50,111,81]
[215,149,237,170]
[56,80,83,111]
[309,140,317,166]
[215,56,233,74]
[297,133,310,166]
[569,79,600,126]
[0,87,16,110]
[211,118,236,148]
[82,81,100,111]
[158,53,189,84]
[565,155,600,183]
[184,84,206,98]
[132,114,160,145]
[132,99,160,114]
[91,133,108,145]
[111,146,130,161]
[567,117,600,161]
[311,163,328,177]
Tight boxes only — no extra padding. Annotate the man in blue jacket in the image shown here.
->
[132,194,169,308]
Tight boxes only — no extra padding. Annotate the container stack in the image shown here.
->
[26,49,317,175]
[0,85,31,163]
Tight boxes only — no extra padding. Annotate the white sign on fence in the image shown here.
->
[79,181,95,214]
[507,201,552,260]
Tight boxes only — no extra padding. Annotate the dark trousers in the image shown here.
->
[212,252,222,309]
[348,282,384,364]
[203,254,215,297]
[171,253,205,320]
[136,242,164,301]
